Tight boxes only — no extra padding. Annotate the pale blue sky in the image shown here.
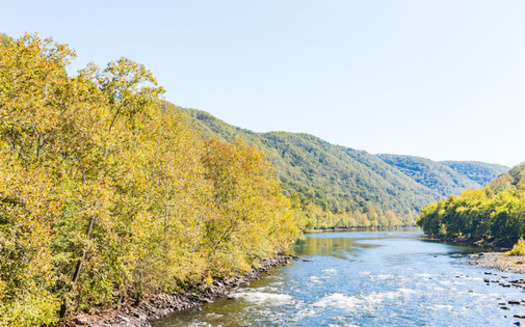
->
[3,1,524,167]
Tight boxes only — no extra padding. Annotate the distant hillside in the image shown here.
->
[167,103,510,229]
[377,154,488,197]
[441,161,510,186]
[377,155,509,197]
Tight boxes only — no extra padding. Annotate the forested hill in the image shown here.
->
[441,161,510,186]
[377,154,508,197]
[161,105,455,228]
[171,104,510,229]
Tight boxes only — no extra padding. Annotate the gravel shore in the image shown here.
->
[468,252,525,275]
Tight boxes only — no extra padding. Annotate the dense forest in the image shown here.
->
[417,164,525,244]
[0,34,297,326]
[177,106,508,230]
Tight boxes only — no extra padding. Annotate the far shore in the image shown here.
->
[423,235,514,250]
[303,226,419,233]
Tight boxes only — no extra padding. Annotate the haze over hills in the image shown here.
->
[166,102,510,229]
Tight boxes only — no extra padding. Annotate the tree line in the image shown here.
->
[0,33,297,326]
[417,164,525,244]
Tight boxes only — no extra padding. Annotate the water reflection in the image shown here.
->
[291,235,375,259]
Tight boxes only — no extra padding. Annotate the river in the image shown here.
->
[153,229,525,326]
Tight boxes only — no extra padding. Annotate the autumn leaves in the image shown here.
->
[0,33,297,325]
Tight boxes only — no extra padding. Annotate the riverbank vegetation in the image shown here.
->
[417,164,525,244]
[0,33,297,326]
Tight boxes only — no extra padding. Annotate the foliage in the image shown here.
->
[0,33,297,325]
[417,164,525,244]
[506,238,525,256]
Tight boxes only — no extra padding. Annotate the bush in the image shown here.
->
[506,238,525,256]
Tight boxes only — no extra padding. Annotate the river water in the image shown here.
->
[153,230,525,326]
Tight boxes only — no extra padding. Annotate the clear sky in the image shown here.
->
[3,0,524,167]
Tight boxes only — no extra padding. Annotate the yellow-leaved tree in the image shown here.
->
[0,33,298,326]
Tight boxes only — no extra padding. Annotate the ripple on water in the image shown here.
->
[230,291,293,305]
[312,288,419,313]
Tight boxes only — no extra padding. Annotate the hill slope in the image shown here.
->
[441,161,510,186]
[377,154,482,197]
[377,154,509,197]
[169,104,510,229]
[174,105,444,228]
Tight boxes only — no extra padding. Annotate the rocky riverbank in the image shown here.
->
[428,236,525,274]
[468,252,525,275]
[65,255,299,327]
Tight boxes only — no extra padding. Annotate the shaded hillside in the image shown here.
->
[377,154,482,197]
[441,161,510,186]
[173,104,443,228]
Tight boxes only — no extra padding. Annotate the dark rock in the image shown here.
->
[501,306,510,310]
[509,300,521,305]
[514,315,525,319]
